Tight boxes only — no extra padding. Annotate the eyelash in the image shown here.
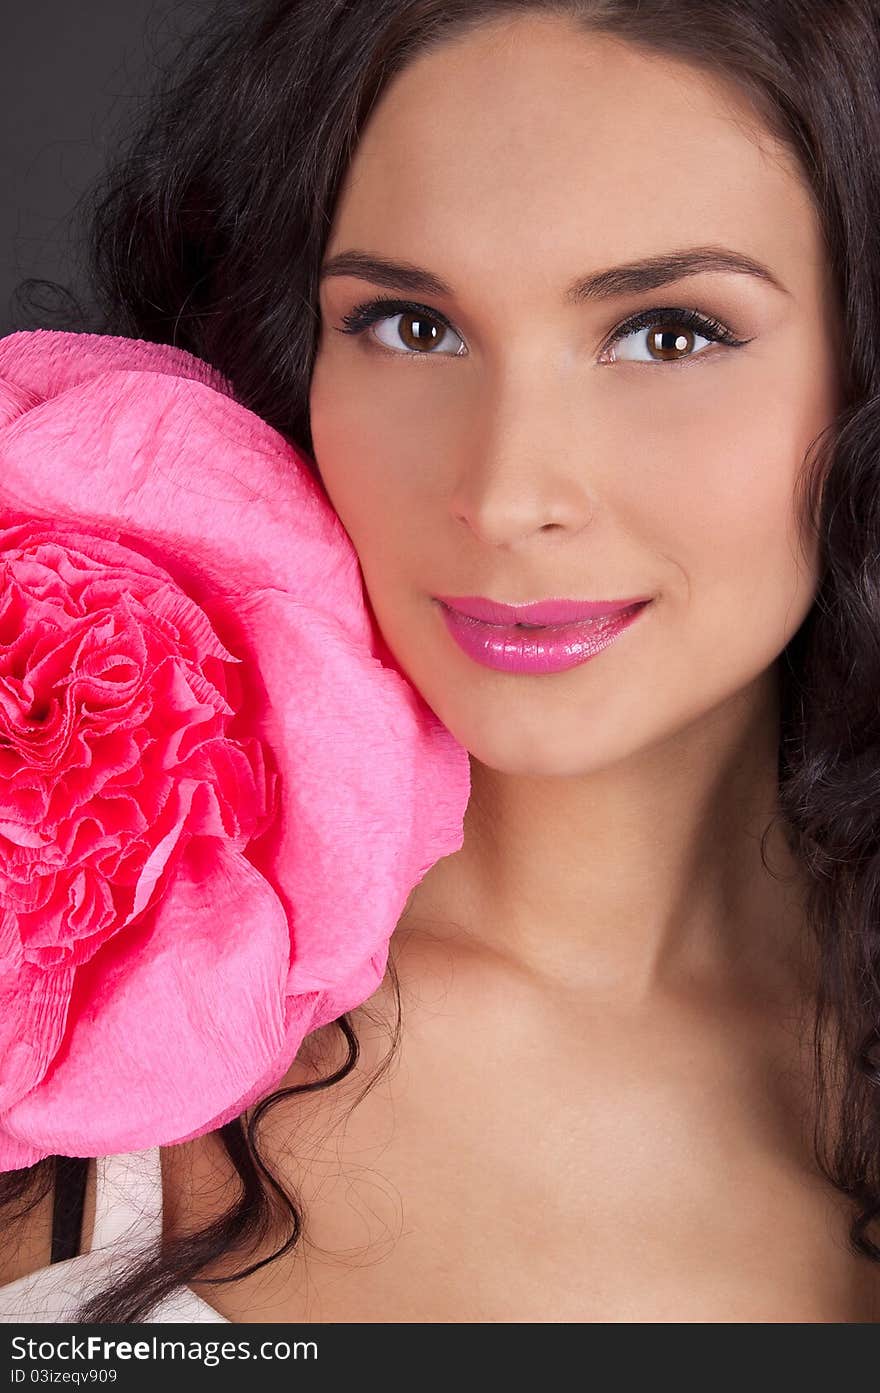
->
[334,294,751,364]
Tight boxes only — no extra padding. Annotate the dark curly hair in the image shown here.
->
[4,0,880,1322]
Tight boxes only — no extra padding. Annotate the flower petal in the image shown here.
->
[2,838,290,1155]
[234,588,468,992]
[0,911,73,1112]
[0,1124,45,1170]
[0,330,471,1166]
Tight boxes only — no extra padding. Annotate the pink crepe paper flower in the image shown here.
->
[0,329,470,1169]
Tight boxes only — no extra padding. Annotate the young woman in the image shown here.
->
[2,0,880,1322]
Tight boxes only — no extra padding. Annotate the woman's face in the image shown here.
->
[309,16,841,776]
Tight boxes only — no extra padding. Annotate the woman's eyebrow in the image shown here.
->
[319,245,792,302]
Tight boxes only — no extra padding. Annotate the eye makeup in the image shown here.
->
[332,293,754,363]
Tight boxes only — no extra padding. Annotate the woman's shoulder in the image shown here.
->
[0,1150,229,1323]
[0,1165,56,1289]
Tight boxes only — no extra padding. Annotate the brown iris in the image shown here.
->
[645,324,697,362]
[397,313,444,352]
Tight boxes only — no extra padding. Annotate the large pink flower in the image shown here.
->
[0,330,470,1168]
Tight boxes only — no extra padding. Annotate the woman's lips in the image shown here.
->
[436,598,651,675]
[434,594,653,626]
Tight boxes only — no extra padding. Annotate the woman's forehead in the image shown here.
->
[330,19,822,306]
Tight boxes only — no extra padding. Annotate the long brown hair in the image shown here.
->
[4,0,880,1320]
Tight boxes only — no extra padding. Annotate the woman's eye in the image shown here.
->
[376,310,465,355]
[602,315,734,364]
[335,299,749,364]
[338,303,466,356]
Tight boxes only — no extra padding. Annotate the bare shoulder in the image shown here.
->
[0,1176,54,1285]
[0,1160,96,1286]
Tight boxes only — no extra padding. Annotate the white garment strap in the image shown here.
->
[89,1149,164,1254]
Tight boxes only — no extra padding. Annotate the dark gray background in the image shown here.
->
[2,2,207,335]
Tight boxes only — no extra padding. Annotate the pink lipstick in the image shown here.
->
[434,594,652,675]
